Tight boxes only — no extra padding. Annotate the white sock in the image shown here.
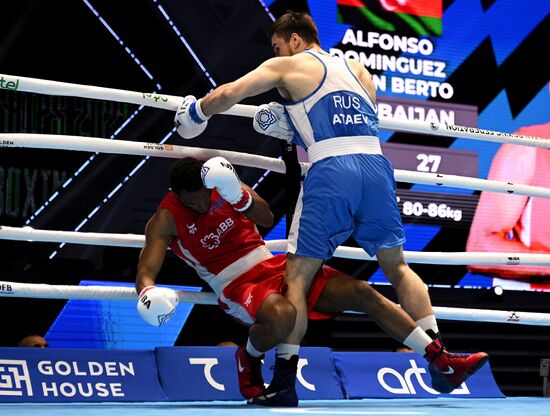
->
[246,338,264,358]
[276,343,300,360]
[403,327,434,355]
[415,315,439,335]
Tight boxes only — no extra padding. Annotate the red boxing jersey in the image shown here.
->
[159,191,272,295]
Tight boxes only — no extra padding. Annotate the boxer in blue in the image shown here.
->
[173,11,488,406]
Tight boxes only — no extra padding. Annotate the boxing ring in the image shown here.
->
[0,397,549,416]
[1,74,550,414]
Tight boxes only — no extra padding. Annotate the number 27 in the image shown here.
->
[416,153,441,172]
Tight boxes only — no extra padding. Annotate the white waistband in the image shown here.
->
[210,245,273,296]
[307,136,381,163]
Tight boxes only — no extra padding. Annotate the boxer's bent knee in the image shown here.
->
[256,294,296,340]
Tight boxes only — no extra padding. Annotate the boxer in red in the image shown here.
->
[136,156,488,406]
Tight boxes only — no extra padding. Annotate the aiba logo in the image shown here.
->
[0,360,33,396]
[377,359,470,395]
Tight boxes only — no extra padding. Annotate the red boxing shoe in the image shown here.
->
[424,339,489,393]
[236,345,265,399]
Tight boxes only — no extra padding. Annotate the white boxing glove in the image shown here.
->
[201,157,253,212]
[174,95,210,139]
[253,102,293,142]
[137,286,179,327]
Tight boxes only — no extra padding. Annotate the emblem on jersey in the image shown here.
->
[200,233,221,249]
[255,108,276,131]
[244,293,253,307]
[199,218,236,250]
[187,222,197,235]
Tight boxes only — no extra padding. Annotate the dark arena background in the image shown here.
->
[1,0,549,401]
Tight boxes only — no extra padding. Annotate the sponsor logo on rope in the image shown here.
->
[377,359,469,395]
[0,76,20,91]
[443,122,545,142]
[143,143,170,151]
[0,140,14,147]
[506,256,520,265]
[0,283,13,294]
[141,92,168,103]
[507,312,520,322]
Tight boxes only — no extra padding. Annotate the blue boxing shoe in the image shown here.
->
[248,355,298,407]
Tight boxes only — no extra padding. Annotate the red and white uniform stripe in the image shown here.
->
[160,191,341,324]
[160,191,272,297]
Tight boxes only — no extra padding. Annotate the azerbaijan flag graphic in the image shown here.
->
[337,0,442,37]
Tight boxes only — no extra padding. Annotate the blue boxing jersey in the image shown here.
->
[284,49,380,160]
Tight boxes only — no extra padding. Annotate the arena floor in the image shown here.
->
[2,398,549,416]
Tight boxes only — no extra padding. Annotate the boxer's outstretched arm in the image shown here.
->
[200,57,291,116]
[136,209,176,293]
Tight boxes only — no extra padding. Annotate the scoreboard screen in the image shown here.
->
[266,0,550,289]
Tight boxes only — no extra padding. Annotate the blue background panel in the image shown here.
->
[46,281,201,349]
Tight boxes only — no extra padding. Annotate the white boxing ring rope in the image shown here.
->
[3,225,550,266]
[1,280,549,326]
[3,133,550,198]
[0,133,287,174]
[2,73,550,330]
[2,72,550,149]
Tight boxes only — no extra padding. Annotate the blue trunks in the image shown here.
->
[288,153,405,259]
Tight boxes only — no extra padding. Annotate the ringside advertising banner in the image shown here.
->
[156,346,242,401]
[156,346,344,401]
[334,352,504,398]
[0,348,166,402]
